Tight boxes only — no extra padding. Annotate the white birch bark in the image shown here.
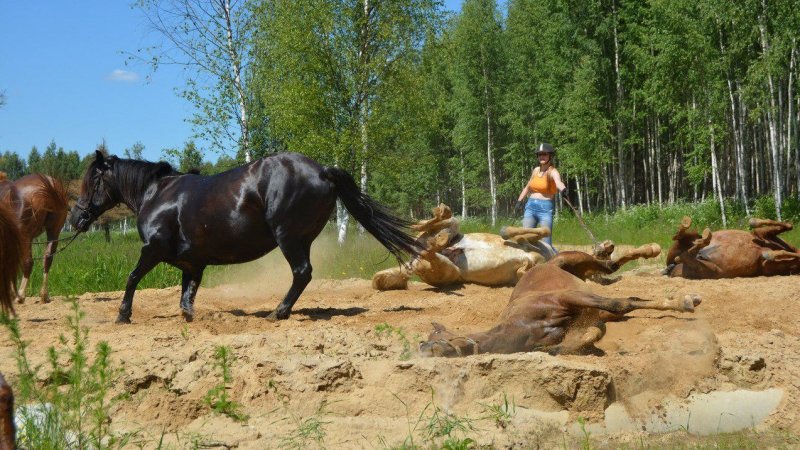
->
[759,8,783,220]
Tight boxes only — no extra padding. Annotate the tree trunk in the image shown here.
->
[460,149,467,219]
[759,9,783,220]
[221,0,250,162]
[483,64,497,227]
[710,119,727,227]
[612,0,627,209]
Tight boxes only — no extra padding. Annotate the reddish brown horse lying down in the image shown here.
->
[420,243,698,357]
[665,216,800,279]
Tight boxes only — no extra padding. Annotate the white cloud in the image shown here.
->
[107,69,139,82]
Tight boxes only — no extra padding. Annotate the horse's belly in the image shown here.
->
[180,221,276,265]
[701,234,763,277]
[455,247,535,285]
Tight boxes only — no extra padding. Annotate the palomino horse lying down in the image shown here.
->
[372,204,557,290]
[665,216,800,279]
[418,243,697,357]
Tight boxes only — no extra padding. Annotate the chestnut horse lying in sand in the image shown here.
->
[372,204,557,290]
[0,172,68,303]
[665,216,800,279]
[418,242,698,357]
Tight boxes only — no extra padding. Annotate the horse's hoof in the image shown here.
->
[682,294,702,312]
[40,295,50,304]
[680,216,692,231]
[266,311,289,321]
[115,316,132,324]
[182,310,194,322]
[15,297,25,304]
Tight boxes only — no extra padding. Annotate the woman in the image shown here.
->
[515,143,566,246]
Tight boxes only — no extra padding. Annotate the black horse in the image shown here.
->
[71,151,421,324]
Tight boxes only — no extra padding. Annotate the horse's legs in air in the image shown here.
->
[761,250,800,275]
[39,223,62,303]
[750,218,796,251]
[16,236,32,303]
[269,237,312,320]
[117,246,161,324]
[665,216,700,268]
[179,268,204,322]
[555,290,701,315]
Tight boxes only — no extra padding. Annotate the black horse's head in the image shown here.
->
[70,151,120,232]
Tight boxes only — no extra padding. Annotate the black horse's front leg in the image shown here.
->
[118,247,160,324]
[179,268,204,322]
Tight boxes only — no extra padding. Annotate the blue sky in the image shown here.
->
[0,1,462,163]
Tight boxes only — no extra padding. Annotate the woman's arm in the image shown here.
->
[550,168,567,192]
[517,170,535,201]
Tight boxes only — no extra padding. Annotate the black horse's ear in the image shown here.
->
[95,150,105,164]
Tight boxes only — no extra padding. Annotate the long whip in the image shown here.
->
[561,195,599,246]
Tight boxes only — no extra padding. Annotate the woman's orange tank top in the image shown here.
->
[528,168,557,196]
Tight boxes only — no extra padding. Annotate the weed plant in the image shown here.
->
[276,400,330,449]
[375,322,416,360]
[0,298,132,449]
[203,345,248,422]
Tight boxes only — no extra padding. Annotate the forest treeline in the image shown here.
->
[4,0,800,224]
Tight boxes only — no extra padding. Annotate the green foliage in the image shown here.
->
[203,345,248,422]
[478,392,516,430]
[374,322,415,360]
[277,401,330,449]
[0,299,132,449]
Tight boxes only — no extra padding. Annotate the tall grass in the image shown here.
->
[0,299,132,449]
[23,197,800,297]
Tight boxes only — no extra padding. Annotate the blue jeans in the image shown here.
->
[522,198,554,246]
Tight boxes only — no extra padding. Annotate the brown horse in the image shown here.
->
[0,373,14,450]
[665,216,800,279]
[0,173,68,303]
[0,201,22,449]
[419,243,700,357]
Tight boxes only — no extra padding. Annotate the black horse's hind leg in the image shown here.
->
[268,238,312,321]
[180,268,204,322]
[117,246,161,324]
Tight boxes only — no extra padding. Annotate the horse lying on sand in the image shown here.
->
[0,172,68,303]
[372,204,557,290]
[665,216,800,279]
[70,151,421,323]
[418,242,697,357]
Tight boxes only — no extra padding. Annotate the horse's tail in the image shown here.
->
[0,372,15,450]
[31,174,68,212]
[0,201,21,315]
[321,167,423,261]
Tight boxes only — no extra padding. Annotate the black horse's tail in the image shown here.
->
[321,167,423,261]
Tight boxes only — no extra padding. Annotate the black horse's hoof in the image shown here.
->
[182,310,194,322]
[115,316,132,324]
[266,311,289,322]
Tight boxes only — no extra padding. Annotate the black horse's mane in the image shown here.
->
[83,156,185,212]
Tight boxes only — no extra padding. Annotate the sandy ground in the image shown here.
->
[2,254,800,448]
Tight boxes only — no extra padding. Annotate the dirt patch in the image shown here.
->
[2,259,800,447]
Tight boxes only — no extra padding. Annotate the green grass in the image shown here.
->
[23,197,800,297]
